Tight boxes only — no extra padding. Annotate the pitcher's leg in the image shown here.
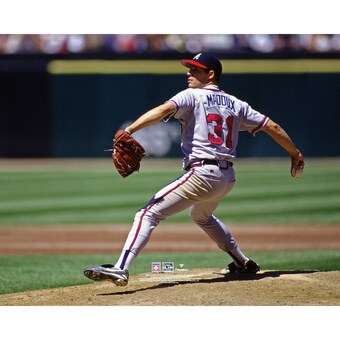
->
[114,208,158,270]
[189,202,248,266]
[115,173,198,270]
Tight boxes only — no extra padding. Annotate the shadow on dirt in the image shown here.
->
[98,269,321,296]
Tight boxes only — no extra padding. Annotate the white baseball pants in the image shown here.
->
[115,163,248,270]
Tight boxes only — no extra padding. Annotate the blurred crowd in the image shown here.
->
[0,34,340,55]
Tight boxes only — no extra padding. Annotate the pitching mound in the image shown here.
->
[1,269,339,306]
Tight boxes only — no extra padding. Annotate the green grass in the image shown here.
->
[0,250,339,295]
[0,158,339,296]
[1,158,340,225]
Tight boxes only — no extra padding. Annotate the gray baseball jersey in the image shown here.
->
[168,84,269,167]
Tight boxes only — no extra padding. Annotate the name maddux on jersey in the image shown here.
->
[206,93,235,112]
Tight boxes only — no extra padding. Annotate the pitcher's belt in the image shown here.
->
[186,159,233,170]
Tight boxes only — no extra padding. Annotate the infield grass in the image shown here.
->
[0,250,339,295]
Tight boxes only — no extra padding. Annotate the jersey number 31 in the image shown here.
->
[206,114,234,148]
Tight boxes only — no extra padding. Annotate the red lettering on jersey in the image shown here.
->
[206,114,234,148]
[226,116,234,148]
[207,114,223,145]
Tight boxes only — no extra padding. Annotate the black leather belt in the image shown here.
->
[186,159,233,170]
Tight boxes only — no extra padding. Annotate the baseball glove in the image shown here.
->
[111,130,146,178]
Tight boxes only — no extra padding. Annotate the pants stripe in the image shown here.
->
[119,249,130,269]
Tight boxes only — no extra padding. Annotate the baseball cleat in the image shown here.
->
[221,259,260,275]
[84,264,129,286]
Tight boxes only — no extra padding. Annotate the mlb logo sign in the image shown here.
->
[151,262,161,273]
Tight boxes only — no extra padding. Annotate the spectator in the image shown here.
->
[0,34,339,55]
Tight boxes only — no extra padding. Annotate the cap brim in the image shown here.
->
[180,59,208,69]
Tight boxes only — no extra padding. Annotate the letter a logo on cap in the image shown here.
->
[193,53,202,60]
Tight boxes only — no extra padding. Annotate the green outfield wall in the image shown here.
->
[1,58,340,158]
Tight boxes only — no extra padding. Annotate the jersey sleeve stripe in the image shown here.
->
[169,99,179,113]
[163,100,179,122]
[251,116,269,136]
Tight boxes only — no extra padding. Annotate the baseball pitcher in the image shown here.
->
[84,52,305,286]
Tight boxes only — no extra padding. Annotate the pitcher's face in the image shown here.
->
[186,67,214,88]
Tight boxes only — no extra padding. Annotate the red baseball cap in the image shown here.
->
[180,52,222,81]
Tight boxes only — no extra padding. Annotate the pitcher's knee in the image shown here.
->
[190,212,213,227]
[134,209,161,229]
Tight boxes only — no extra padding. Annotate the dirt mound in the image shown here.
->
[1,269,339,306]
